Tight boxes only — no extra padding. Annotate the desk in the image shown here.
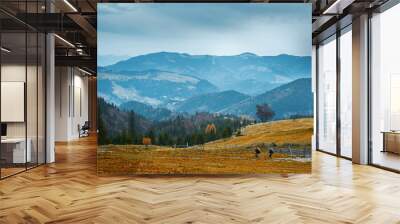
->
[1,138,31,164]
[382,131,400,154]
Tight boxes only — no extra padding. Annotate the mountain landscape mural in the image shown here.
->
[98,52,312,117]
[97,3,312,174]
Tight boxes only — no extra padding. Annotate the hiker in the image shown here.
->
[268,148,274,159]
[255,147,261,159]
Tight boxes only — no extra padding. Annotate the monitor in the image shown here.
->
[1,123,7,137]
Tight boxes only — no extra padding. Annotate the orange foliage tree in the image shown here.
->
[205,123,217,134]
[142,137,152,147]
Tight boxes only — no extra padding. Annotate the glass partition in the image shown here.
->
[317,35,337,154]
[27,31,38,169]
[1,31,28,177]
[0,2,46,179]
[339,28,352,158]
[370,4,400,171]
[38,32,45,165]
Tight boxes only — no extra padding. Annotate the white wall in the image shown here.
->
[72,73,89,138]
[55,67,89,141]
[55,67,69,141]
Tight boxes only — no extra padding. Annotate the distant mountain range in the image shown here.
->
[220,78,313,119]
[175,90,249,114]
[100,52,311,96]
[98,69,217,107]
[107,78,312,121]
[98,52,312,120]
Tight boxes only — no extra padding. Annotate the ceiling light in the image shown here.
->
[322,0,354,15]
[76,48,85,55]
[54,34,75,48]
[78,67,93,76]
[323,0,341,14]
[63,0,78,12]
[1,47,11,53]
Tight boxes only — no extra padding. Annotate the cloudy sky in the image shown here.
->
[98,3,311,66]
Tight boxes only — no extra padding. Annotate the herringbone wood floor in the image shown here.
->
[1,136,400,224]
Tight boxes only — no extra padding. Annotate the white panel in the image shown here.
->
[1,82,25,122]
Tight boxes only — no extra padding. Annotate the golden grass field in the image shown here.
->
[98,118,313,174]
